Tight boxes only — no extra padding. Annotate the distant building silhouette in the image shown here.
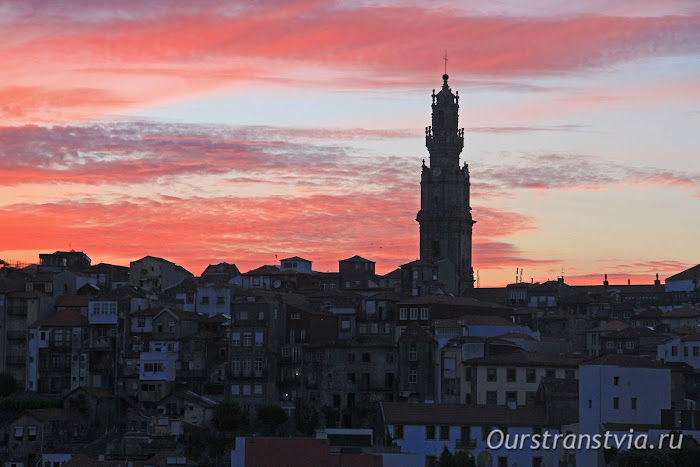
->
[417,74,475,292]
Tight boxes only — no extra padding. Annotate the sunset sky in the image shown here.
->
[1,0,699,287]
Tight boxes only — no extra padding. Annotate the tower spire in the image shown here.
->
[443,50,448,75]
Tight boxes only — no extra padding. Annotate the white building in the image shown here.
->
[657,333,700,370]
[382,402,559,467]
[665,264,700,292]
[578,355,671,466]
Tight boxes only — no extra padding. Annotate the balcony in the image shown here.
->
[7,355,26,365]
[6,330,26,340]
[455,438,477,450]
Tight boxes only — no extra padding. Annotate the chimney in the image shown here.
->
[654,273,661,287]
[603,274,608,288]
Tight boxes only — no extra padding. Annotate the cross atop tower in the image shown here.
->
[443,50,448,75]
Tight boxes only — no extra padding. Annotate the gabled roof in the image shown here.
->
[339,255,374,263]
[664,304,700,318]
[65,386,116,400]
[381,268,401,279]
[243,265,282,275]
[397,322,436,344]
[666,264,700,282]
[281,256,311,263]
[31,309,88,328]
[201,262,240,276]
[382,402,549,427]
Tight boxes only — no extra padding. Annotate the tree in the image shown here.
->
[435,446,454,467]
[215,401,244,431]
[0,373,17,397]
[258,405,288,435]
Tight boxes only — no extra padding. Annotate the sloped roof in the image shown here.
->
[31,309,88,328]
[382,402,549,427]
[22,408,89,423]
[340,255,374,263]
[604,327,661,339]
[584,354,663,368]
[465,349,581,368]
[664,305,700,318]
[666,264,700,282]
[65,386,116,400]
[243,265,282,275]
[587,320,629,333]
[281,256,311,263]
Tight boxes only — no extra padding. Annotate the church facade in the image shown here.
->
[416,74,475,291]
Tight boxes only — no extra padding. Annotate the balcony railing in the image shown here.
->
[7,355,26,365]
[6,330,26,340]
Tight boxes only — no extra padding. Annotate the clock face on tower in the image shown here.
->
[432,167,442,177]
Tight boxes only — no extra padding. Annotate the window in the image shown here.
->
[507,368,516,382]
[232,385,240,396]
[232,332,240,346]
[399,308,407,320]
[289,329,295,343]
[526,392,536,405]
[258,311,265,320]
[613,397,619,409]
[282,347,290,358]
[201,296,210,305]
[486,391,497,404]
[394,425,404,439]
[138,317,145,328]
[242,385,251,396]
[631,398,637,410]
[684,346,689,356]
[506,392,517,403]
[27,426,36,440]
[694,346,699,357]
[348,372,356,383]
[606,341,615,349]
[362,353,370,363]
[613,376,619,386]
[408,346,417,361]
[588,399,592,409]
[420,307,429,320]
[672,346,678,356]
[254,384,263,395]
[255,332,263,346]
[410,308,418,320]
[525,368,537,383]
[14,426,23,440]
[409,370,418,384]
[426,425,436,440]
[243,332,252,346]
[239,311,248,321]
[291,312,300,320]
[440,425,449,440]
[487,368,497,382]
[546,369,555,378]
[233,360,240,374]
[254,358,263,372]
[216,296,225,305]
[243,359,251,374]
[341,319,351,330]
[565,369,575,379]
[444,357,456,371]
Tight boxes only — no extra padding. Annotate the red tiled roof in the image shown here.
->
[31,309,88,328]
[382,402,549,427]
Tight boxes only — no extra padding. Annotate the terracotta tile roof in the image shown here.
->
[56,295,93,307]
[584,354,664,368]
[587,320,629,333]
[66,386,117,400]
[31,309,89,328]
[664,304,700,318]
[381,402,549,427]
[397,322,436,344]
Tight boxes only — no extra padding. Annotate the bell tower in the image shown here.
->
[416,73,475,290]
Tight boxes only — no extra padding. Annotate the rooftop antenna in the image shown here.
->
[476,270,480,288]
[444,50,448,75]
[519,269,523,284]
